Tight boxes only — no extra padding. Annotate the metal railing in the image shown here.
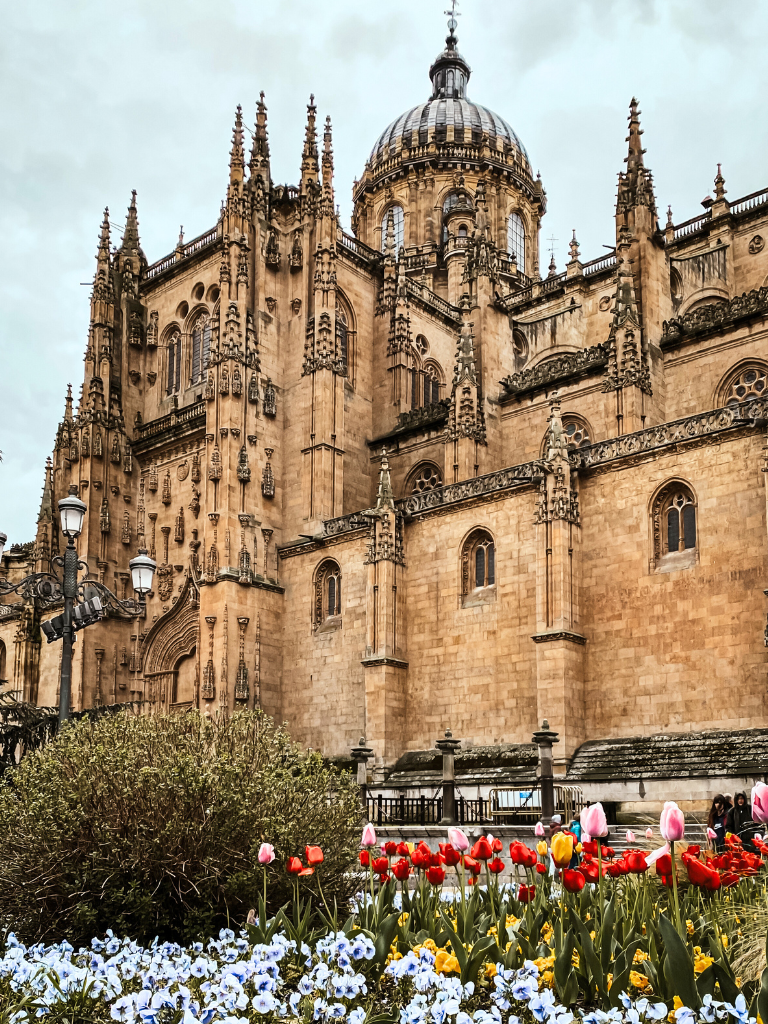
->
[366,793,495,827]
[488,784,585,824]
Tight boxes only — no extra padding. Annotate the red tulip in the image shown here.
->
[305,845,324,866]
[379,873,391,884]
[602,846,615,860]
[426,864,445,885]
[687,845,701,857]
[535,862,546,874]
[607,860,628,877]
[625,851,648,873]
[392,857,411,881]
[440,844,461,867]
[489,857,505,874]
[384,841,398,856]
[656,854,673,876]
[518,883,535,903]
[396,842,410,857]
[359,850,370,867]
[562,868,586,892]
[429,852,443,868]
[720,871,740,888]
[299,867,315,876]
[581,840,598,856]
[471,837,493,861]
[509,841,526,864]
[372,856,389,875]
[491,836,503,853]
[462,855,481,876]
[411,847,429,869]
[287,857,304,874]
[579,860,599,883]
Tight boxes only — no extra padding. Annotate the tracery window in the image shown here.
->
[166,330,181,394]
[381,205,404,253]
[336,299,348,370]
[442,192,470,243]
[407,462,442,495]
[651,482,697,573]
[718,362,767,408]
[190,313,211,385]
[314,559,342,631]
[461,529,496,603]
[409,358,444,409]
[562,416,591,449]
[507,213,526,274]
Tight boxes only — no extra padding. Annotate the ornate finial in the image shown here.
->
[444,0,460,45]
[374,448,395,511]
[568,229,580,263]
[229,104,245,182]
[120,190,140,253]
[177,225,184,247]
[666,204,673,227]
[714,163,727,202]
[548,251,557,277]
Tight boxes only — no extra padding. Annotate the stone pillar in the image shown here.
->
[351,736,374,809]
[532,719,559,826]
[437,728,461,824]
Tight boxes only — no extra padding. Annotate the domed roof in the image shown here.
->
[367,28,530,170]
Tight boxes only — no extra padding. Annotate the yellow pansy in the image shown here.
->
[630,971,651,990]
[485,962,498,979]
[686,920,694,936]
[434,950,460,974]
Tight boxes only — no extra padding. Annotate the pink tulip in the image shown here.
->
[706,827,717,841]
[646,842,670,866]
[626,830,636,843]
[645,828,654,840]
[361,823,377,847]
[447,826,469,852]
[580,803,608,839]
[258,843,275,865]
[534,822,545,837]
[659,801,685,842]
[751,783,768,825]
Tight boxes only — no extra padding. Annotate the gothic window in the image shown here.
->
[381,205,404,253]
[407,462,442,495]
[562,416,591,449]
[651,481,698,573]
[717,362,767,409]
[512,329,528,371]
[424,360,443,405]
[314,559,342,631]
[166,330,181,394]
[507,213,526,274]
[336,292,355,383]
[413,335,429,357]
[461,529,496,604]
[190,313,211,385]
[442,192,468,243]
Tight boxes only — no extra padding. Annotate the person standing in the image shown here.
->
[708,794,729,849]
[727,791,757,849]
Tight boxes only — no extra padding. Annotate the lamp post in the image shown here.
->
[532,719,559,827]
[351,736,374,809]
[0,485,156,723]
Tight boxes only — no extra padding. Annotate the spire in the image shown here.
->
[375,449,395,511]
[229,105,245,184]
[37,458,53,525]
[301,94,319,185]
[321,115,334,215]
[96,208,110,269]
[64,383,74,422]
[249,91,270,181]
[119,190,140,254]
[384,208,396,263]
[568,230,580,262]
[616,98,657,218]
[547,251,557,277]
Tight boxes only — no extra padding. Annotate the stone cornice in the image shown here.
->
[661,285,768,349]
[500,345,609,400]
[531,631,586,645]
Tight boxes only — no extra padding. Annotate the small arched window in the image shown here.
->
[407,462,442,495]
[314,559,342,631]
[424,361,443,405]
[512,329,529,371]
[381,206,404,253]
[651,482,698,573]
[461,529,496,604]
[166,330,181,394]
[717,362,767,409]
[507,213,526,274]
[190,313,211,385]
[336,300,348,369]
[458,224,468,237]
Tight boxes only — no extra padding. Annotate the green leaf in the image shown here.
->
[460,935,497,987]
[372,911,401,973]
[659,912,701,1010]
[554,928,576,998]
[759,930,768,1024]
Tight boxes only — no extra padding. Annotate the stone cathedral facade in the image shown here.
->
[2,25,768,796]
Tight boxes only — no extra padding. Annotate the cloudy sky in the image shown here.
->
[1,0,767,544]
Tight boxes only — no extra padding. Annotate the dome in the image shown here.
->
[367,29,530,171]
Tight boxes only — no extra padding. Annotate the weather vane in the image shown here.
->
[444,0,460,33]
[547,234,558,258]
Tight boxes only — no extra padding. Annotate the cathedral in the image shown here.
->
[2,18,768,806]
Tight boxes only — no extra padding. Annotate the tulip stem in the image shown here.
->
[670,840,683,937]
[597,839,605,928]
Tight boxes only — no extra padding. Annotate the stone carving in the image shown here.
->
[146,310,159,346]
[749,235,764,254]
[501,344,609,397]
[201,616,216,700]
[263,378,276,416]
[161,470,172,505]
[237,445,251,483]
[265,230,280,267]
[157,565,173,602]
[235,617,249,701]
[110,433,122,463]
[261,448,275,498]
[395,399,450,434]
[191,452,201,483]
[174,506,185,544]
[248,373,259,404]
[208,445,222,481]
[128,311,143,347]
[177,460,189,481]
[289,231,303,270]
[662,286,768,346]
[100,497,110,534]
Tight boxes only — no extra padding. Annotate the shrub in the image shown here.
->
[0,708,362,945]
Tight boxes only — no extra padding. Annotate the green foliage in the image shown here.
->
[0,708,362,945]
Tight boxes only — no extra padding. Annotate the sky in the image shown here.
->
[1,0,767,544]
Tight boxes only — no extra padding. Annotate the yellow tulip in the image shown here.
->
[537,840,548,857]
[551,832,574,868]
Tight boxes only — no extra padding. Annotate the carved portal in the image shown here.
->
[140,576,199,709]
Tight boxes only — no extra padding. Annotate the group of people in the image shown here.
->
[708,791,759,849]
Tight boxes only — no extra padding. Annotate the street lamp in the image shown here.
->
[0,485,156,724]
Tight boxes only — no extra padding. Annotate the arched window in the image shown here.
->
[562,416,591,449]
[336,300,348,369]
[381,206,404,253]
[314,559,342,630]
[441,192,470,243]
[407,462,442,495]
[651,482,698,573]
[717,362,767,409]
[458,224,468,237]
[507,213,526,274]
[461,529,496,603]
[166,330,181,394]
[190,314,211,385]
[512,329,528,371]
[424,361,443,405]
